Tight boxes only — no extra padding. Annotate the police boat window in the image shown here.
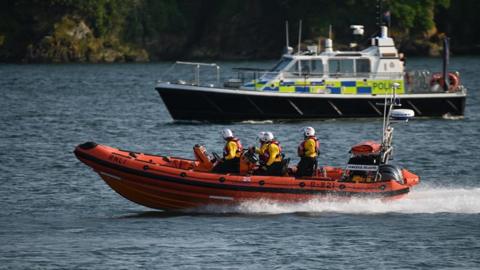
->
[300,60,310,75]
[286,60,311,76]
[311,60,323,76]
[328,59,354,76]
[356,59,370,74]
[285,60,300,76]
[271,58,292,72]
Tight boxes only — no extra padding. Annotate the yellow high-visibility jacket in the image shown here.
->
[224,140,242,160]
[265,142,282,166]
[298,137,320,158]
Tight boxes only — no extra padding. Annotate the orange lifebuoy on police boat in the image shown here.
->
[430,72,460,92]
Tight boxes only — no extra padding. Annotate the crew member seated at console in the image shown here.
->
[249,131,269,166]
[213,128,243,173]
[256,132,284,176]
[295,127,320,177]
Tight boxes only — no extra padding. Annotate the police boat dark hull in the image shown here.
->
[156,83,465,121]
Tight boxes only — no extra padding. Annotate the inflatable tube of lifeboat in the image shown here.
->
[74,142,420,211]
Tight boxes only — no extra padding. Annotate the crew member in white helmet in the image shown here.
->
[256,132,284,176]
[249,131,269,166]
[213,128,243,173]
[296,127,320,177]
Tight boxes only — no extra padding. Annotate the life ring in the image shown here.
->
[430,72,460,92]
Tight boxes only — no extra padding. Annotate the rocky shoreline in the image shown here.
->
[1,1,479,63]
[23,16,148,63]
[15,17,454,63]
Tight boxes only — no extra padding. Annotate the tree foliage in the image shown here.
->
[0,0,479,61]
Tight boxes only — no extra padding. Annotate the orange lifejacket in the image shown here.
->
[223,137,243,158]
[297,136,320,157]
[262,140,282,162]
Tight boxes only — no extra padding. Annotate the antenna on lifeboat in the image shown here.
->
[380,83,414,164]
[297,20,303,54]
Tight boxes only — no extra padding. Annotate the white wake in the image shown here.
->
[198,186,480,215]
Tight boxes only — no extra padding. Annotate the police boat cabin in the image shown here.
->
[156,25,466,121]
[244,26,405,95]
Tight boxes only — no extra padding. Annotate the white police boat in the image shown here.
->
[156,25,466,121]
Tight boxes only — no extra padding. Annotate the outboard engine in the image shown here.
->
[379,164,404,183]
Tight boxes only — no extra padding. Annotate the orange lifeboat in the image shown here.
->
[74,141,420,211]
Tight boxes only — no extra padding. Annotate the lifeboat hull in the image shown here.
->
[74,142,419,211]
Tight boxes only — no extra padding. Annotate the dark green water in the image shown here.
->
[1,57,479,269]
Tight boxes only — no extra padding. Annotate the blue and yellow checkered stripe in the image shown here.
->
[256,80,405,94]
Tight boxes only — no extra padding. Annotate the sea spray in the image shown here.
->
[192,187,480,215]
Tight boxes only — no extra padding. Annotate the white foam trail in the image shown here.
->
[197,187,480,215]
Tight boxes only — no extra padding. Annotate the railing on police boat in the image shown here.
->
[159,61,221,87]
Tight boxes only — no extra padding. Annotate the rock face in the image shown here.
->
[1,1,479,62]
[25,16,148,63]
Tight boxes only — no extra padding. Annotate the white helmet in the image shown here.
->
[262,132,274,142]
[221,128,234,139]
[304,126,315,137]
[257,131,266,142]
